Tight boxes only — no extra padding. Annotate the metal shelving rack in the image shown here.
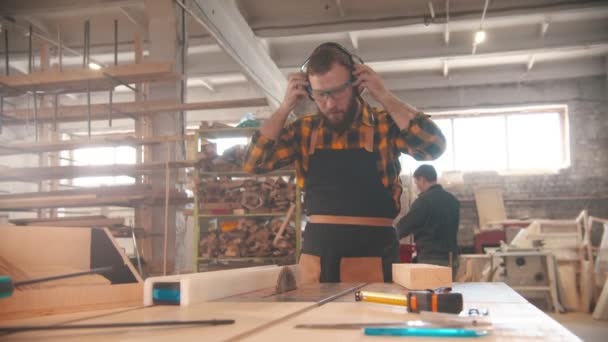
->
[193,127,301,272]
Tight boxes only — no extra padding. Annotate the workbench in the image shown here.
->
[0,282,581,341]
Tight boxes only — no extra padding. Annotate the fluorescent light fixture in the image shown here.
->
[88,62,102,70]
[474,30,486,44]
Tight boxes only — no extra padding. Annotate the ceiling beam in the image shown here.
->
[252,2,608,37]
[180,0,286,109]
[382,57,605,91]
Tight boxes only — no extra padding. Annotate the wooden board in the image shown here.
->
[0,62,177,96]
[593,278,608,320]
[0,161,197,182]
[474,187,507,229]
[0,282,580,341]
[10,215,125,227]
[0,135,194,156]
[144,266,293,306]
[242,301,581,341]
[0,302,311,342]
[392,263,452,290]
[0,185,190,210]
[2,98,267,124]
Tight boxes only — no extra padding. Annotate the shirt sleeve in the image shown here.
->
[395,197,428,239]
[391,112,446,161]
[243,123,299,174]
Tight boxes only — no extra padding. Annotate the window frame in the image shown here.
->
[417,104,570,174]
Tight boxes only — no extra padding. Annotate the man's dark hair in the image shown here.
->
[413,164,437,182]
[303,43,356,76]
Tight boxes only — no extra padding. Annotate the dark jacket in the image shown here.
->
[395,184,460,260]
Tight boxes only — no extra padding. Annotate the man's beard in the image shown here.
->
[323,96,359,133]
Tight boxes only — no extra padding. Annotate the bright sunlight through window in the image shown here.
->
[401,105,568,175]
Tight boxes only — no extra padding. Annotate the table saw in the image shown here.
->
[0,268,582,341]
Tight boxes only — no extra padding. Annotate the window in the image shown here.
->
[401,105,569,175]
[61,146,136,187]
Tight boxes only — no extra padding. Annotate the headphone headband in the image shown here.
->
[300,42,364,73]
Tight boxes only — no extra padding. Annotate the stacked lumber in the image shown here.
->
[199,218,296,258]
[0,185,191,211]
[10,215,125,227]
[2,98,267,125]
[197,177,296,214]
[0,62,178,96]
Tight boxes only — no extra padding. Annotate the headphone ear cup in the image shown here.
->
[304,83,314,101]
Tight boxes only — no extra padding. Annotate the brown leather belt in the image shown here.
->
[308,215,394,227]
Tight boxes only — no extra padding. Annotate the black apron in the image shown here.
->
[299,123,400,283]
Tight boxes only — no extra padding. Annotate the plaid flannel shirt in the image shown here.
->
[243,100,446,211]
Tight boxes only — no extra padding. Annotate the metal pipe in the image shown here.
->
[86,20,91,66]
[28,25,32,73]
[114,19,118,66]
[87,81,91,139]
[82,21,87,68]
[4,29,8,76]
[57,27,62,72]
[0,96,3,134]
[108,86,113,127]
[53,93,58,132]
[180,0,187,159]
[32,92,38,141]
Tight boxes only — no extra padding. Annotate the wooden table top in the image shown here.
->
[0,282,581,342]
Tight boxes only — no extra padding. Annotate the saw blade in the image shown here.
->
[275,266,297,294]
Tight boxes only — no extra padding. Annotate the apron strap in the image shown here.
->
[364,125,374,152]
[308,125,319,156]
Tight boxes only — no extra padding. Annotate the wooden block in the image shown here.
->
[557,263,580,311]
[593,278,608,320]
[392,263,452,290]
[143,265,293,306]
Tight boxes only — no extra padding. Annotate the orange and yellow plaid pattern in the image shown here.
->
[243,100,446,211]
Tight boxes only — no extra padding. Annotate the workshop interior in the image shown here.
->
[0,0,607,341]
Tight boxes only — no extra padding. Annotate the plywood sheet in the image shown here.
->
[474,187,507,229]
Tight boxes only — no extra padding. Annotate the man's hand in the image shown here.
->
[352,64,392,104]
[353,64,418,130]
[278,72,309,115]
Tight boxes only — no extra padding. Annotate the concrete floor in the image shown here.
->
[549,312,608,342]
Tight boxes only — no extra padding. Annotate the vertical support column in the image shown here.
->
[133,32,153,271]
[143,0,184,274]
[38,42,60,218]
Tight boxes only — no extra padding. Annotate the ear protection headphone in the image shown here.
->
[300,42,364,101]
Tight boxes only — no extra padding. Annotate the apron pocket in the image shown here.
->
[339,257,383,283]
[298,253,321,284]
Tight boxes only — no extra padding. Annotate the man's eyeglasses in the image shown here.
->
[306,79,354,102]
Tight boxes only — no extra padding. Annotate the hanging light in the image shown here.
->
[88,62,102,70]
[474,29,486,45]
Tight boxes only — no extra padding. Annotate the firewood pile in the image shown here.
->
[199,218,296,258]
[197,142,247,172]
[197,176,296,214]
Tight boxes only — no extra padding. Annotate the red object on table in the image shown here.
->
[399,243,416,263]
[474,229,506,254]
